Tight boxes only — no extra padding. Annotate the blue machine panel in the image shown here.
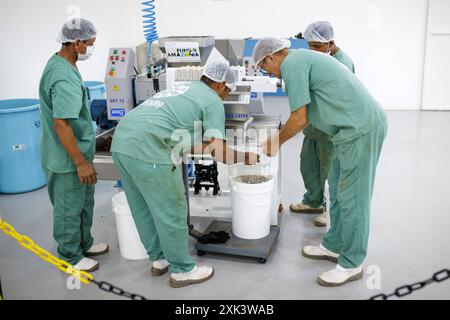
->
[243,38,309,57]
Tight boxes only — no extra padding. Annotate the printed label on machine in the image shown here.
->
[166,42,201,63]
[110,108,126,118]
[226,113,249,120]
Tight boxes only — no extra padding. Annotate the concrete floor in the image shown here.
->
[1,110,450,300]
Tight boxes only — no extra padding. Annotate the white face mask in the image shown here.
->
[78,42,95,61]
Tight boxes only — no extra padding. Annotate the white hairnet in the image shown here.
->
[56,18,97,43]
[202,62,237,92]
[303,21,334,43]
[252,38,291,66]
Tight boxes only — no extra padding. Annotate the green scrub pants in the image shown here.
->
[44,169,95,265]
[322,117,388,268]
[112,152,196,274]
[300,135,334,209]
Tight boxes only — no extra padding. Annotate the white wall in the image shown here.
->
[422,0,450,110]
[0,0,428,110]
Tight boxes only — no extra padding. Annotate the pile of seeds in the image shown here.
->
[234,175,271,184]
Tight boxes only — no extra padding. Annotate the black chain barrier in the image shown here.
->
[91,279,148,300]
[370,268,450,300]
[0,276,4,300]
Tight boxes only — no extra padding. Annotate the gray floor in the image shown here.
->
[1,110,450,300]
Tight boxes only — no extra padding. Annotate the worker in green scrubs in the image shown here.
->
[290,21,356,228]
[39,18,108,272]
[253,38,387,287]
[303,21,355,72]
[111,62,259,288]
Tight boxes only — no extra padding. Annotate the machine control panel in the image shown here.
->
[105,48,136,120]
[106,48,134,78]
[243,57,263,77]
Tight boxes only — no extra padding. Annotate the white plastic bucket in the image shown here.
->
[262,154,279,225]
[230,176,274,239]
[112,192,148,260]
[229,145,280,226]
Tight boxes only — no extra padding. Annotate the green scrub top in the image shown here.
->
[302,48,356,141]
[111,82,226,164]
[39,54,95,173]
[282,49,385,145]
[333,49,355,74]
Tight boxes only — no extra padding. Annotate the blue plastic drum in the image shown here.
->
[84,81,106,101]
[0,99,47,193]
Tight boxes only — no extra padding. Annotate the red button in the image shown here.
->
[122,50,126,55]
[115,56,119,61]
[110,56,114,61]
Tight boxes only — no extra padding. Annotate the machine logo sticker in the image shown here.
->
[226,113,249,120]
[166,42,201,63]
[167,48,199,58]
[110,109,126,117]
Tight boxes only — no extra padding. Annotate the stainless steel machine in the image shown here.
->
[94,36,290,263]
[190,113,282,263]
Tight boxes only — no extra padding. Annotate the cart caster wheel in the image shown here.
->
[257,258,267,264]
[197,250,206,256]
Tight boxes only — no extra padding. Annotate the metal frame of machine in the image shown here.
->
[93,36,305,263]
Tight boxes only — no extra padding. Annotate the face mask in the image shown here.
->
[78,42,95,61]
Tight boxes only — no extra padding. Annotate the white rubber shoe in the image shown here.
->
[73,257,99,272]
[290,203,324,214]
[317,264,364,287]
[84,243,109,257]
[170,265,214,288]
[302,244,339,263]
[314,213,327,227]
[151,259,170,276]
